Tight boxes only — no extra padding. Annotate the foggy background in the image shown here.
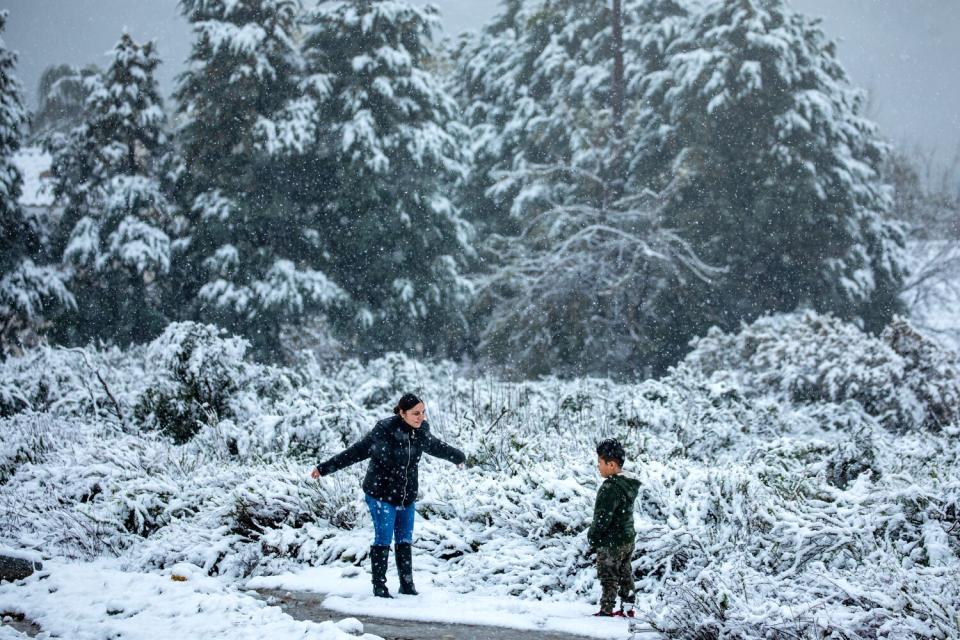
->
[3,0,959,163]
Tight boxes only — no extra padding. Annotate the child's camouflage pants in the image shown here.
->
[596,542,635,613]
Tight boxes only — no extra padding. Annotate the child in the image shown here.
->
[588,438,640,617]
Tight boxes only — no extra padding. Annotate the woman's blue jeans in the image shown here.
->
[364,494,416,546]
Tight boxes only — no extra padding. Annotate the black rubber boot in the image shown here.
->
[370,545,392,598]
[395,543,418,595]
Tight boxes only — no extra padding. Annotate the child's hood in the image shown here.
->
[606,473,640,503]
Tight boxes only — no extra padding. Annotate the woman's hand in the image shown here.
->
[310,467,321,479]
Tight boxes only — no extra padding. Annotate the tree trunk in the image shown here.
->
[610,0,626,201]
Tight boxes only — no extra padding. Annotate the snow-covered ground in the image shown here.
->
[0,558,647,640]
[0,559,378,640]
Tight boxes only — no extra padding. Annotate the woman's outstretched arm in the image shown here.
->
[421,425,466,465]
[314,426,378,477]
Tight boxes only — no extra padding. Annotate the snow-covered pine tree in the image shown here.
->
[261,0,474,356]
[174,0,345,356]
[49,34,174,346]
[452,0,689,236]
[455,0,704,375]
[634,0,907,338]
[0,11,73,356]
[28,63,101,144]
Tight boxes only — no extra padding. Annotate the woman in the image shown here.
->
[311,393,465,598]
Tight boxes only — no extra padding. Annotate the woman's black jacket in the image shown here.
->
[316,415,465,506]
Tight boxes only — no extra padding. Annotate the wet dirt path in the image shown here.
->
[257,588,624,640]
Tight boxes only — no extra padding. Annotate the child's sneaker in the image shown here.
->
[620,603,636,618]
[593,610,616,617]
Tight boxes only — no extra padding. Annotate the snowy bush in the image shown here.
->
[882,317,960,431]
[0,426,170,558]
[0,344,137,423]
[0,413,72,484]
[684,311,960,433]
[650,561,960,640]
[134,322,252,443]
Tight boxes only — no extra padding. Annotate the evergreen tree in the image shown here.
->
[452,0,688,235]
[0,11,73,356]
[634,0,907,338]
[262,0,474,356]
[49,34,174,346]
[28,63,101,143]
[174,0,345,356]
[455,0,702,375]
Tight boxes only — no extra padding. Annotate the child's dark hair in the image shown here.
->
[393,393,423,414]
[597,438,626,467]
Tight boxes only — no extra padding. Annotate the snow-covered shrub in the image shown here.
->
[823,428,881,489]
[123,463,367,578]
[669,564,958,639]
[228,473,320,542]
[222,473,328,576]
[0,413,73,484]
[634,432,960,638]
[333,351,447,411]
[0,425,181,558]
[650,561,960,640]
[684,311,960,433]
[0,359,32,416]
[134,322,252,443]
[0,344,137,423]
[882,317,960,431]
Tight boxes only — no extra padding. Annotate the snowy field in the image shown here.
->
[0,557,378,640]
[1,312,959,639]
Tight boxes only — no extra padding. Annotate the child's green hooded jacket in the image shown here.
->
[588,473,640,549]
